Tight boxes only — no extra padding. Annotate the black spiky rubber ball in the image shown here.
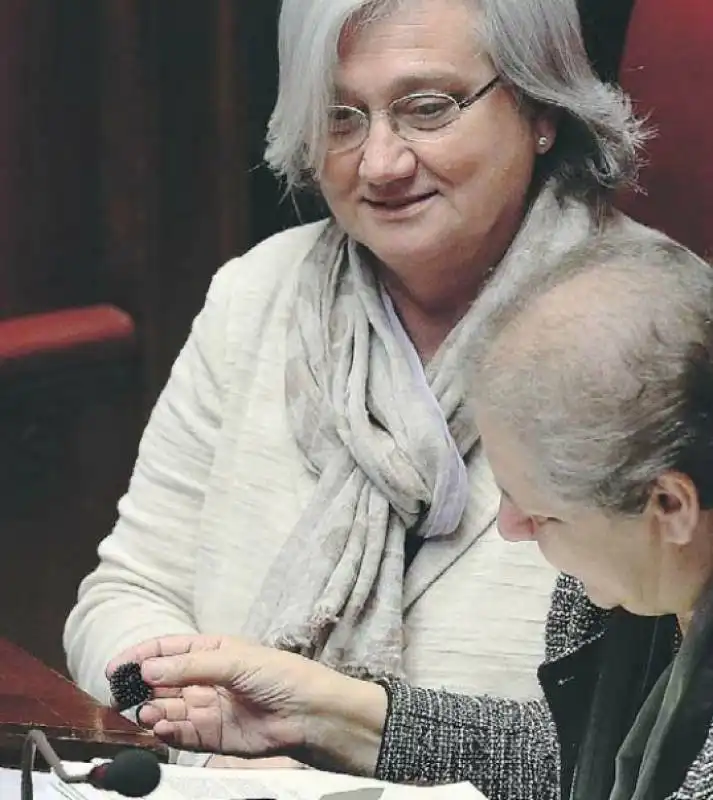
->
[109,662,154,711]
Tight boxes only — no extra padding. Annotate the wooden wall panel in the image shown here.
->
[0,2,101,318]
[0,2,250,672]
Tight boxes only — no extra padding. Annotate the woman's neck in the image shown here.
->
[369,205,527,362]
[384,282,473,362]
[376,248,507,362]
[672,518,713,639]
[677,611,693,637]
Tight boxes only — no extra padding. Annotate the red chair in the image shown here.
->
[616,0,713,260]
[0,307,143,674]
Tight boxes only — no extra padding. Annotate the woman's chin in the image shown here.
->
[356,206,452,265]
[582,584,619,610]
[365,231,452,275]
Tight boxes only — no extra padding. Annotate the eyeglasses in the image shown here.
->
[325,75,500,154]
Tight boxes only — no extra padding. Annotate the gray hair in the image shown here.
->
[475,233,713,515]
[265,0,646,207]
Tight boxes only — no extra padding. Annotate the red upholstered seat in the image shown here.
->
[0,305,135,376]
[616,0,713,259]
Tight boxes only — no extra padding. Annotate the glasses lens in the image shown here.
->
[392,94,460,138]
[326,105,367,152]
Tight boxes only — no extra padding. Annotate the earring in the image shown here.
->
[537,136,549,151]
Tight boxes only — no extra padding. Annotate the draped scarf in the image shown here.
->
[244,186,597,678]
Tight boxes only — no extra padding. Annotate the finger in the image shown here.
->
[181,685,221,707]
[152,719,204,751]
[207,756,310,770]
[142,686,184,700]
[141,683,222,704]
[141,648,253,688]
[106,635,225,679]
[237,757,311,770]
[138,686,219,723]
[137,698,186,727]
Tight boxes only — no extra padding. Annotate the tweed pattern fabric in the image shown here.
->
[377,575,713,799]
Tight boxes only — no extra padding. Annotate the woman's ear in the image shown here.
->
[532,109,559,155]
[649,471,701,546]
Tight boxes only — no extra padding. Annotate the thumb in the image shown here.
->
[142,650,246,688]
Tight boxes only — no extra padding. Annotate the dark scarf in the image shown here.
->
[571,585,713,800]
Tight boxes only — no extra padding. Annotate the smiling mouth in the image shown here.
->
[365,191,437,210]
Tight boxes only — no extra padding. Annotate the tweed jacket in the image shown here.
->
[377,575,713,800]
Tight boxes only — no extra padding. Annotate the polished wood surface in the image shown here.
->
[0,638,166,768]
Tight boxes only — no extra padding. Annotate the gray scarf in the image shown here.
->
[244,186,597,678]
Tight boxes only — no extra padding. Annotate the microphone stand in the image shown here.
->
[20,728,162,800]
[21,729,95,800]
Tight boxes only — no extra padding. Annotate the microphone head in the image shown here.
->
[89,749,161,797]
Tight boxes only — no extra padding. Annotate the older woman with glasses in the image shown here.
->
[325,75,501,153]
[65,0,656,768]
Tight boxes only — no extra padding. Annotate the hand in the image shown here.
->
[205,755,311,770]
[106,635,387,774]
[107,635,324,757]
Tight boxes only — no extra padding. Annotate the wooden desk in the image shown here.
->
[0,638,166,767]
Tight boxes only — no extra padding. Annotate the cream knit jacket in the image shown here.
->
[64,220,556,706]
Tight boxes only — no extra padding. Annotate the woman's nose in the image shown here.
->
[358,117,416,184]
[497,496,536,542]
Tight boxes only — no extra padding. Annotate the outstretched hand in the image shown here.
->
[106,634,329,758]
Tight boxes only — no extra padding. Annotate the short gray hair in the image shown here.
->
[265,0,645,208]
[475,234,713,515]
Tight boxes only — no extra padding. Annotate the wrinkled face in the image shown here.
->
[475,407,664,614]
[317,0,555,276]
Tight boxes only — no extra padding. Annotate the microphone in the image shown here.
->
[21,729,161,799]
[80,751,162,796]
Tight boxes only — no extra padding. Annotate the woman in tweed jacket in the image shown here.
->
[109,234,713,800]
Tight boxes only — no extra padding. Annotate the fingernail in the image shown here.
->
[135,701,153,728]
[142,661,163,682]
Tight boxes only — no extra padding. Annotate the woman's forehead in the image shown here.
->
[476,408,527,475]
[334,0,488,94]
[478,414,573,518]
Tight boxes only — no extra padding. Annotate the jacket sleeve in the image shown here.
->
[63,262,234,704]
[375,679,559,800]
[374,575,604,798]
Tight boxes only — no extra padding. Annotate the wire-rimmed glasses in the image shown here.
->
[325,75,500,154]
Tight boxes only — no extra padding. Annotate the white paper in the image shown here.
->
[0,766,57,800]
[45,761,486,800]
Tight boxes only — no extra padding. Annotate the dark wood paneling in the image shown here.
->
[99,1,250,398]
[0,2,250,673]
[0,2,101,318]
